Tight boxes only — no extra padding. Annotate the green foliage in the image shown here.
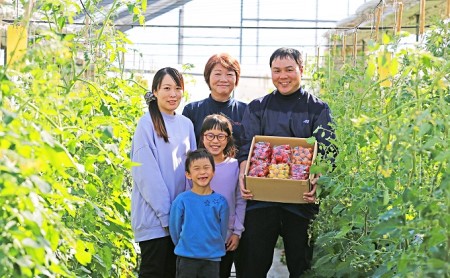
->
[308,20,449,277]
[0,0,147,276]
[2,1,449,277]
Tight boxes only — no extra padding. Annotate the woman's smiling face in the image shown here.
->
[209,64,237,102]
[154,74,183,115]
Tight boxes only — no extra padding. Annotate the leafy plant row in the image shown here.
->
[310,20,449,277]
[1,0,148,276]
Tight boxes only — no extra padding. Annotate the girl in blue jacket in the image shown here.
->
[131,67,197,277]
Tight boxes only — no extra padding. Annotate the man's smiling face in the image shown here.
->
[271,57,303,95]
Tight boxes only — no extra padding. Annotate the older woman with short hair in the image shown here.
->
[182,53,247,149]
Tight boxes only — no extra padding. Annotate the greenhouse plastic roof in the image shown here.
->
[74,0,193,32]
[0,0,191,32]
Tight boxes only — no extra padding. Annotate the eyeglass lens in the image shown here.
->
[204,133,228,141]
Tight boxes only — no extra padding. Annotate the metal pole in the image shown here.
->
[239,0,243,63]
[315,0,318,48]
[415,14,419,42]
[178,7,184,65]
[256,0,260,64]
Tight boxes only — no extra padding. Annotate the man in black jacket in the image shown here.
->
[237,47,335,277]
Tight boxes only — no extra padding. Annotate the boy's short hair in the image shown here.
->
[185,149,215,173]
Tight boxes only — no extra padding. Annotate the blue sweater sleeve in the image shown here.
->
[169,197,183,245]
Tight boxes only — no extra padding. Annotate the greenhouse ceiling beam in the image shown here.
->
[242,18,337,23]
[74,0,192,32]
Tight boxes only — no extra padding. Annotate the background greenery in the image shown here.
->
[309,20,449,277]
[1,0,147,276]
[1,0,448,277]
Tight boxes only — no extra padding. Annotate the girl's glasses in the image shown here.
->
[203,133,228,142]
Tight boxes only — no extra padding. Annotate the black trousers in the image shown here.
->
[176,256,219,278]
[220,249,244,278]
[219,250,234,278]
[138,236,176,278]
[239,207,313,278]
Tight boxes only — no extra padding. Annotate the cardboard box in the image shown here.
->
[244,135,318,204]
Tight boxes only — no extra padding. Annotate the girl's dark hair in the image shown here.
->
[149,67,184,143]
[185,148,215,173]
[269,47,303,68]
[199,114,237,158]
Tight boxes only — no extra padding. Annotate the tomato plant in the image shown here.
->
[309,20,449,277]
[1,0,147,276]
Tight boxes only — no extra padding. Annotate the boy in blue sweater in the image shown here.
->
[169,149,229,278]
